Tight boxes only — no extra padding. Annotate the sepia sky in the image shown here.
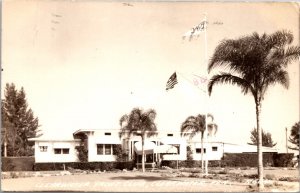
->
[2,1,299,152]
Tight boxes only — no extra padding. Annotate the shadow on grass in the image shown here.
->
[110,175,181,181]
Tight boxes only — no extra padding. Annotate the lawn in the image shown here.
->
[1,168,299,192]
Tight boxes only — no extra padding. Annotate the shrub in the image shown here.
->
[265,174,276,180]
[2,157,35,171]
[33,161,134,171]
[278,176,298,182]
[161,160,174,168]
[222,153,276,167]
[75,146,88,162]
[273,153,294,167]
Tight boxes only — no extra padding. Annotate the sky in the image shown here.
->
[2,1,299,153]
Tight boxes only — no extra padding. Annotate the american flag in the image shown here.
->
[166,72,178,91]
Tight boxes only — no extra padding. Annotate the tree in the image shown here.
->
[119,107,157,172]
[1,83,41,156]
[288,122,299,150]
[208,30,300,190]
[180,114,217,174]
[248,128,277,147]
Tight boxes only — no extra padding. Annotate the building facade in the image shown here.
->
[29,129,278,163]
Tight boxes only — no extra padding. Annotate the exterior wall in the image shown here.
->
[34,141,79,163]
[190,142,224,161]
[87,130,120,162]
[33,129,279,163]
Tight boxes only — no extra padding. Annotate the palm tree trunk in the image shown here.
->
[205,142,208,175]
[201,133,204,173]
[256,101,264,191]
[142,137,145,172]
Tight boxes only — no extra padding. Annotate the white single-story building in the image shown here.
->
[28,137,81,163]
[29,129,279,164]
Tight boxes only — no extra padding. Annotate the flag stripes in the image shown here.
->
[166,72,178,91]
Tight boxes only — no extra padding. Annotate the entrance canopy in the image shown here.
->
[134,141,156,155]
[134,142,178,155]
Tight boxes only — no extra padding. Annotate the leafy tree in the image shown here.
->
[1,83,41,156]
[180,114,217,174]
[208,30,300,190]
[248,128,277,147]
[288,122,299,150]
[119,108,157,172]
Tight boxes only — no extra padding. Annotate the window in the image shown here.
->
[97,144,113,155]
[196,148,206,154]
[63,148,69,154]
[167,133,173,137]
[105,132,111,136]
[105,144,112,155]
[39,146,48,152]
[54,148,69,154]
[212,146,218,151]
[54,149,61,154]
[97,144,104,155]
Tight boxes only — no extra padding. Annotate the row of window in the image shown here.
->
[39,146,70,154]
[195,146,218,154]
[97,144,117,155]
[39,145,218,155]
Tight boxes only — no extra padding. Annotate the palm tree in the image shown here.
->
[288,122,299,151]
[119,107,157,172]
[207,30,300,190]
[180,114,217,174]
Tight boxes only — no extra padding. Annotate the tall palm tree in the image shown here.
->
[180,114,217,174]
[119,108,157,172]
[288,122,299,151]
[207,30,300,190]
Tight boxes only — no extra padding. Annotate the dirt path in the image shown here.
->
[2,172,248,192]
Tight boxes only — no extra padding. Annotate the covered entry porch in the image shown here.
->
[132,141,178,169]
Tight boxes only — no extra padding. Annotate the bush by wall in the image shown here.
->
[2,157,35,171]
[273,153,294,167]
[222,153,294,167]
[33,161,134,171]
[222,153,276,167]
[161,160,223,168]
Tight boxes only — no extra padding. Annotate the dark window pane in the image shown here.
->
[105,132,111,136]
[97,144,103,155]
[40,146,47,152]
[196,148,206,154]
[212,146,218,151]
[63,148,69,154]
[105,144,112,155]
[54,149,61,154]
[167,134,173,136]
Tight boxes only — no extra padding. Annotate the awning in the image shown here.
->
[154,144,178,154]
[94,137,121,144]
[38,142,50,146]
[53,142,72,148]
[134,141,156,155]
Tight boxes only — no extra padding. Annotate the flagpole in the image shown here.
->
[204,13,209,176]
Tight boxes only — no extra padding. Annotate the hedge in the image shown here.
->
[2,157,35,171]
[273,153,294,167]
[222,153,294,167]
[33,161,135,171]
[161,160,223,168]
